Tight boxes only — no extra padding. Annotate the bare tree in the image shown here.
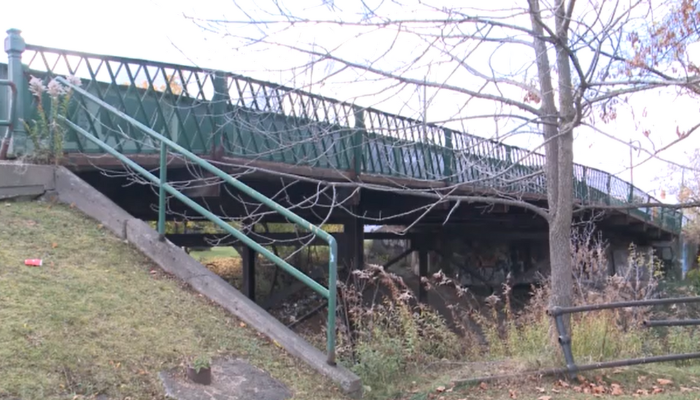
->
[181,0,700,325]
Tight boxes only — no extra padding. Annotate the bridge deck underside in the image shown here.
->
[73,164,675,244]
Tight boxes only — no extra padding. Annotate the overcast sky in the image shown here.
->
[2,0,699,202]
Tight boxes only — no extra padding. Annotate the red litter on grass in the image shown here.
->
[24,259,43,267]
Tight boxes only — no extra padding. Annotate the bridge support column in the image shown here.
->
[239,246,256,301]
[344,215,364,270]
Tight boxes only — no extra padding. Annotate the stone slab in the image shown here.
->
[159,358,292,400]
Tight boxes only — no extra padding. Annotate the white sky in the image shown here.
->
[2,0,699,202]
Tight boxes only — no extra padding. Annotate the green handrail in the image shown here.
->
[55,76,339,365]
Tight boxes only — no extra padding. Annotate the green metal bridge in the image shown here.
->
[0,29,683,366]
[0,32,680,234]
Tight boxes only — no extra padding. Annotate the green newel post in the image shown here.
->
[443,128,453,182]
[352,105,365,177]
[211,71,227,158]
[4,29,26,156]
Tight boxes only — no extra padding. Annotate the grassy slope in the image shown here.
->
[0,201,345,400]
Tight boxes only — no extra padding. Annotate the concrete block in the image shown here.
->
[54,167,131,239]
[0,184,45,200]
[0,162,56,199]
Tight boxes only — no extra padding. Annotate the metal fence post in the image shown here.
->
[550,307,577,379]
[4,29,26,157]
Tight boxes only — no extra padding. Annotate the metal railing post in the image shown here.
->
[3,29,25,157]
[158,140,167,240]
[550,307,577,379]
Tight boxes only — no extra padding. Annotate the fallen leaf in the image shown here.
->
[652,387,664,394]
[611,383,624,396]
[558,380,570,388]
[657,378,673,386]
[509,389,517,399]
[479,382,488,390]
[636,389,648,395]
[239,322,246,328]
[536,387,546,393]
[551,389,561,393]
[436,386,445,393]
[680,387,692,392]
[97,224,104,229]
[638,376,648,383]
[445,388,453,393]
[51,242,58,248]
[538,397,552,400]
[593,385,606,394]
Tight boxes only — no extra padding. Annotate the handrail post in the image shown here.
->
[4,29,26,157]
[327,238,338,365]
[158,140,167,240]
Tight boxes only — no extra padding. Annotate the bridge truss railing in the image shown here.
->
[6,38,682,233]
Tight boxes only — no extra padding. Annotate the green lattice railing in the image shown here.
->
[5,42,682,233]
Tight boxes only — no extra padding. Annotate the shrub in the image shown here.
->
[24,75,81,164]
[333,266,468,398]
[686,268,700,290]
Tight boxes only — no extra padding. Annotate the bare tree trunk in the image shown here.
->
[529,0,574,330]
[551,0,575,326]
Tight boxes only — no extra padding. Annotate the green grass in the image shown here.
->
[0,201,345,400]
[189,246,240,262]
